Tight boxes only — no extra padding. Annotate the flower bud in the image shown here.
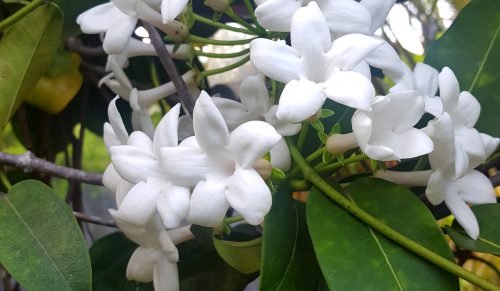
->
[164,21,188,42]
[204,0,230,12]
[326,133,358,155]
[253,158,272,181]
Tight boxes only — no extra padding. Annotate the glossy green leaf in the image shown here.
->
[0,180,91,291]
[0,4,63,131]
[307,177,458,291]
[260,183,321,291]
[425,0,500,136]
[213,236,261,274]
[446,204,500,255]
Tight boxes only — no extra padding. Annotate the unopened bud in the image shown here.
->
[326,133,358,155]
[204,0,230,12]
[165,21,188,42]
[254,158,272,181]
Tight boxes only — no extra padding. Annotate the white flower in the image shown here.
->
[352,90,433,161]
[212,75,300,170]
[390,63,442,117]
[255,0,372,36]
[109,104,191,229]
[160,91,282,226]
[110,213,193,291]
[250,2,383,123]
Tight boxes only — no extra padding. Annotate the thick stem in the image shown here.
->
[286,138,500,291]
[0,152,103,185]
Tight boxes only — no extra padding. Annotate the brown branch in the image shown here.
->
[142,21,195,115]
[73,211,117,228]
[65,37,105,56]
[0,151,103,185]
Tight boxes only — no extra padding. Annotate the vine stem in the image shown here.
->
[190,35,256,46]
[0,0,45,31]
[286,138,500,291]
[192,48,250,58]
[314,153,368,172]
[199,55,250,77]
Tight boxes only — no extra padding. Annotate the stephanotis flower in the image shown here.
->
[160,91,282,226]
[326,90,433,161]
[108,103,191,229]
[250,2,384,123]
[110,213,193,291]
[77,0,187,54]
[212,75,301,170]
[376,113,498,239]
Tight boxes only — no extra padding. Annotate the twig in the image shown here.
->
[65,37,105,56]
[142,21,195,116]
[0,151,103,185]
[73,211,116,228]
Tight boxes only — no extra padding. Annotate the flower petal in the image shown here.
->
[111,147,162,184]
[161,0,189,23]
[228,121,282,168]
[324,70,374,111]
[254,0,301,32]
[320,0,371,37]
[212,97,252,131]
[250,39,303,83]
[439,67,460,112]
[480,133,499,158]
[277,78,326,123]
[103,163,120,193]
[371,128,433,160]
[113,180,161,226]
[365,42,404,82]
[450,91,480,128]
[239,75,270,115]
[153,103,181,157]
[126,247,158,282]
[154,256,179,291]
[160,146,224,187]
[425,169,447,205]
[226,166,272,225]
[76,3,115,33]
[187,177,229,227]
[328,34,384,70]
[157,183,191,229]
[264,106,302,136]
[102,15,136,55]
[193,91,230,158]
[360,0,396,34]
[413,63,439,99]
[454,170,496,205]
[107,97,129,144]
[270,138,292,171]
[291,2,331,62]
[444,191,479,239]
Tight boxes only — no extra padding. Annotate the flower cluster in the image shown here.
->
[77,0,498,289]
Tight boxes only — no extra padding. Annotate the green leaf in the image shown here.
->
[446,203,500,255]
[0,180,91,291]
[260,183,321,291]
[317,131,328,145]
[0,4,63,131]
[319,109,335,119]
[271,167,287,181]
[213,236,261,274]
[425,0,500,136]
[307,178,458,291]
[310,120,324,133]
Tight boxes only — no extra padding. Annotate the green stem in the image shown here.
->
[242,0,266,34]
[286,138,500,291]
[190,35,256,46]
[192,48,250,58]
[223,216,243,224]
[315,154,368,173]
[297,122,309,150]
[0,0,45,31]
[199,55,250,77]
[288,146,325,178]
[192,13,256,35]
[0,167,12,191]
[224,7,261,35]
